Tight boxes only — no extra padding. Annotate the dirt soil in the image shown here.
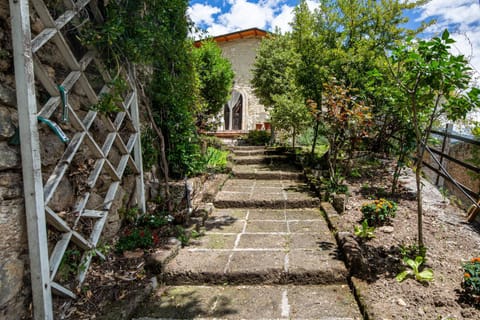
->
[337,159,480,320]
[50,253,151,319]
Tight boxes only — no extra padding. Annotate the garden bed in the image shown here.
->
[323,159,480,319]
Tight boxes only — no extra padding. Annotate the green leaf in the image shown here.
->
[417,269,434,282]
[415,255,424,265]
[405,258,417,269]
[396,270,410,282]
[441,29,450,41]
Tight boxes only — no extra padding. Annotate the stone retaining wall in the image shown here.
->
[0,4,28,317]
[0,3,147,318]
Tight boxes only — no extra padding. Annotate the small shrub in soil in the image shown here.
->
[245,130,271,145]
[463,257,480,305]
[115,227,154,253]
[361,198,397,226]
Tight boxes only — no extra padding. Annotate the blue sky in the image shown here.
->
[188,0,480,83]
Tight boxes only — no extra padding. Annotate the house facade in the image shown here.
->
[196,28,269,134]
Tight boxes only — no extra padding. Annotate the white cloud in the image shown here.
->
[305,0,320,12]
[218,0,275,30]
[188,3,221,26]
[271,4,294,32]
[189,0,300,36]
[417,0,480,77]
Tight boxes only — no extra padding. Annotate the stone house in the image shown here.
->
[196,28,270,136]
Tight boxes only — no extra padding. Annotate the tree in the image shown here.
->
[388,30,480,247]
[192,40,234,131]
[83,0,200,207]
[251,32,300,143]
[251,32,299,109]
[317,80,372,189]
[270,90,312,148]
[289,0,430,155]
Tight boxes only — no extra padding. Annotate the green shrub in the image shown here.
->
[204,147,229,172]
[245,130,271,146]
[361,198,397,226]
[396,256,433,283]
[115,227,153,253]
[354,220,375,240]
[463,257,480,303]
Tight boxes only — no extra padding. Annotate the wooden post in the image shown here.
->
[131,90,146,213]
[436,123,453,187]
[9,0,53,319]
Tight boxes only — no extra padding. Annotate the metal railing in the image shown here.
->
[423,124,480,208]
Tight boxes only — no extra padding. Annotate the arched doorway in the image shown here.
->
[224,90,243,130]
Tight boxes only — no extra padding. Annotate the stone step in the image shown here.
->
[231,155,289,165]
[158,208,345,286]
[232,148,288,156]
[232,149,266,156]
[232,146,266,151]
[133,284,362,320]
[159,248,347,285]
[231,164,303,180]
[213,179,319,209]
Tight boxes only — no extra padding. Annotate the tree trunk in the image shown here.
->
[292,127,296,148]
[311,119,320,156]
[415,155,424,248]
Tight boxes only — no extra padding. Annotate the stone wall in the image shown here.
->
[0,2,146,318]
[217,36,268,131]
[0,3,29,318]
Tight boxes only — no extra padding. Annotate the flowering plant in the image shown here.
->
[115,227,153,253]
[360,198,397,226]
[463,257,480,302]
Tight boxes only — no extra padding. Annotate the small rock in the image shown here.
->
[379,226,394,233]
[332,193,348,214]
[337,231,368,275]
[123,250,144,259]
[397,298,407,306]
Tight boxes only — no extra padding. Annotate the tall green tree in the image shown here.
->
[192,40,234,131]
[270,90,312,148]
[251,32,301,143]
[388,30,480,247]
[289,0,430,155]
[251,33,299,109]
[83,0,201,205]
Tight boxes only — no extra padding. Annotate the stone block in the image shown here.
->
[0,258,24,307]
[48,177,75,212]
[0,106,16,139]
[0,200,26,254]
[0,142,19,170]
[332,193,348,214]
[337,231,368,276]
[0,84,15,107]
[39,131,66,167]
[0,172,22,200]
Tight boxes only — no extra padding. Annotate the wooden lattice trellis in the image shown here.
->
[9,0,145,318]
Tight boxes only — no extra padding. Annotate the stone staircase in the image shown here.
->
[133,146,362,319]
